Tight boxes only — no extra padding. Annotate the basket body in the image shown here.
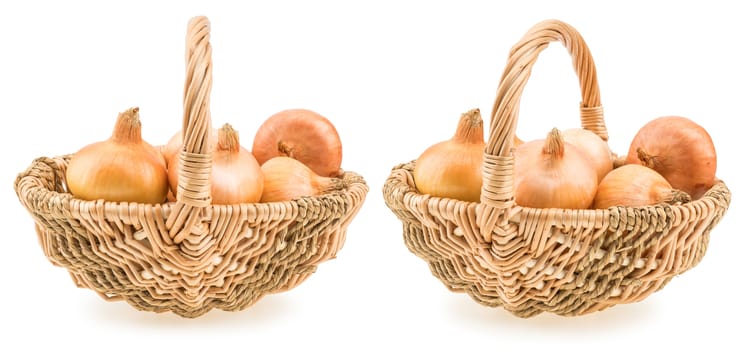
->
[16,155,367,318]
[384,161,729,317]
[13,16,368,319]
[382,19,731,318]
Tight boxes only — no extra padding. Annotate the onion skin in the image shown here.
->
[167,124,264,205]
[593,164,691,209]
[66,107,169,204]
[625,116,716,200]
[252,109,343,177]
[562,128,614,181]
[514,128,598,209]
[259,156,342,203]
[413,108,485,202]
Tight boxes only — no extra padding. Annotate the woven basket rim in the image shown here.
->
[16,154,368,213]
[387,159,730,214]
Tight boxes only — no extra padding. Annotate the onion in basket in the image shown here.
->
[66,107,169,204]
[562,128,614,181]
[514,128,598,209]
[168,123,264,204]
[413,108,485,202]
[625,116,716,200]
[259,156,342,202]
[593,164,691,209]
[252,108,343,177]
[161,128,218,167]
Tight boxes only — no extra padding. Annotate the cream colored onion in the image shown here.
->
[562,128,614,181]
[514,128,598,209]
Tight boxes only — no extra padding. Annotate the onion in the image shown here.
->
[562,128,614,181]
[252,108,343,177]
[593,164,691,209]
[66,107,168,204]
[625,116,716,199]
[413,108,485,202]
[259,156,342,203]
[162,128,218,167]
[167,123,264,204]
[514,128,598,209]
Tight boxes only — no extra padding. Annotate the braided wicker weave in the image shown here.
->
[382,19,731,318]
[13,16,368,318]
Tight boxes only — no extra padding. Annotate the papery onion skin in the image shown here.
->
[259,156,342,203]
[562,128,614,182]
[252,109,343,177]
[167,123,264,204]
[514,128,598,209]
[66,107,169,204]
[625,116,716,200]
[593,164,691,209]
[414,108,485,203]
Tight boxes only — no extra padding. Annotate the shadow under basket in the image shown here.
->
[13,16,368,319]
[382,19,731,318]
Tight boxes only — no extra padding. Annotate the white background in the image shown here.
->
[2,1,752,348]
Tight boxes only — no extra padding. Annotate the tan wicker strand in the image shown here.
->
[14,16,368,318]
[382,19,731,318]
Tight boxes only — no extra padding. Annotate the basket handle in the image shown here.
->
[478,19,607,241]
[167,16,213,243]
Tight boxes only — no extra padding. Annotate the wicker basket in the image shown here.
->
[13,16,368,319]
[382,19,731,318]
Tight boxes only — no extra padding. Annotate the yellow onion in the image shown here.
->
[514,128,598,209]
[167,123,264,204]
[413,108,485,202]
[562,128,614,181]
[66,107,168,204]
[593,164,691,209]
[259,156,342,202]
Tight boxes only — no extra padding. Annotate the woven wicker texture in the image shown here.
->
[382,19,731,318]
[14,16,368,319]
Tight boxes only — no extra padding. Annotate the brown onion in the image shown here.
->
[252,109,343,177]
[625,116,716,200]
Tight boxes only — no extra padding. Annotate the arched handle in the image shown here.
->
[175,16,214,208]
[167,16,213,243]
[478,19,607,241]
